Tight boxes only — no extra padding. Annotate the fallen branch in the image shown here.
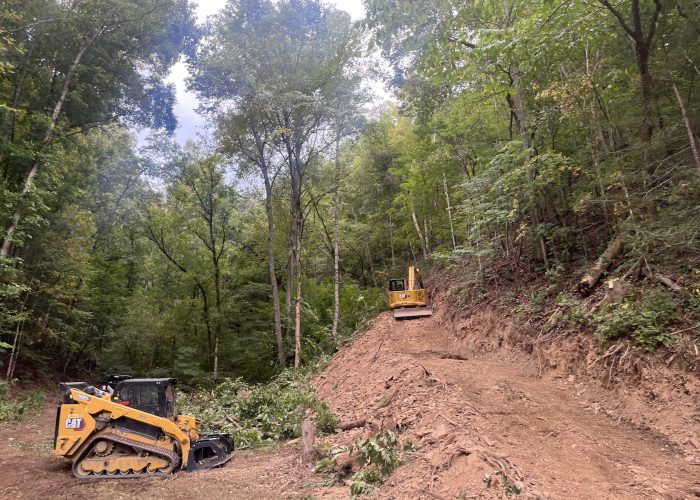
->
[654,273,684,293]
[372,339,385,362]
[587,344,624,369]
[621,256,643,281]
[640,262,686,293]
[419,489,450,500]
[338,419,366,431]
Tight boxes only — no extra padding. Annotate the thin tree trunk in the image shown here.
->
[288,153,304,368]
[411,207,428,259]
[423,219,431,253]
[285,217,294,336]
[388,218,396,271]
[294,228,303,368]
[1,32,99,257]
[672,82,700,174]
[331,139,341,343]
[213,266,222,382]
[197,282,213,367]
[365,241,378,288]
[443,173,457,249]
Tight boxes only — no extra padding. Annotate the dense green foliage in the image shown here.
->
[177,368,338,448]
[1,0,699,387]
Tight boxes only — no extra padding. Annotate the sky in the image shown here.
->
[163,0,372,145]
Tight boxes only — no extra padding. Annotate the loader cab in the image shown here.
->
[113,378,177,419]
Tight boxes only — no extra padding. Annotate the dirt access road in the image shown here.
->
[1,311,699,499]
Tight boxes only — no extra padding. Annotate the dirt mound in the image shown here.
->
[314,311,700,498]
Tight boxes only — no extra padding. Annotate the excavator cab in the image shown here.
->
[113,378,177,418]
[388,266,433,319]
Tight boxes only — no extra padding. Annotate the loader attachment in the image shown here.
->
[187,433,235,472]
[393,306,433,319]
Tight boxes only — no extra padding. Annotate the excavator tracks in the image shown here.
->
[72,432,180,479]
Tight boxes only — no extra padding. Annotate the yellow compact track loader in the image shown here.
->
[53,377,233,478]
[388,266,433,319]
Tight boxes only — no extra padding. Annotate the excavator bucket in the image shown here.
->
[187,433,235,471]
[393,306,433,319]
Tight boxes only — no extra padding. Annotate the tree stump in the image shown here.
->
[300,417,317,464]
[604,278,625,304]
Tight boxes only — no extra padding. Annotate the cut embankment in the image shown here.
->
[314,311,700,498]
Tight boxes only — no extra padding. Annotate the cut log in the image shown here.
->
[577,236,624,297]
[300,418,317,464]
[338,419,366,431]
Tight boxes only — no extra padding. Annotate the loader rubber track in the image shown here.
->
[72,432,180,479]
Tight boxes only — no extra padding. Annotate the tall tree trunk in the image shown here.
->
[331,138,341,343]
[1,31,99,257]
[637,42,655,187]
[262,168,285,365]
[443,173,457,249]
[512,68,548,267]
[672,82,700,174]
[293,222,303,368]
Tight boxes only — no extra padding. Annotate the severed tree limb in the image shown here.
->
[338,419,367,431]
[641,264,686,293]
[577,236,624,297]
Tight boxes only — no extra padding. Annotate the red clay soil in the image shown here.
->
[1,308,699,499]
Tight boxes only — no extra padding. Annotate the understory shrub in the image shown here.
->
[0,381,45,423]
[593,288,680,351]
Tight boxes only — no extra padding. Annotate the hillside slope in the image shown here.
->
[314,310,699,498]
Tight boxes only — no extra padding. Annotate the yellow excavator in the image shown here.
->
[388,266,433,319]
[53,377,233,478]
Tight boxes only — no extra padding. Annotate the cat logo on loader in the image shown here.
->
[388,266,433,319]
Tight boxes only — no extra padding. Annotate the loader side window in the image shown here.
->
[118,384,159,416]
